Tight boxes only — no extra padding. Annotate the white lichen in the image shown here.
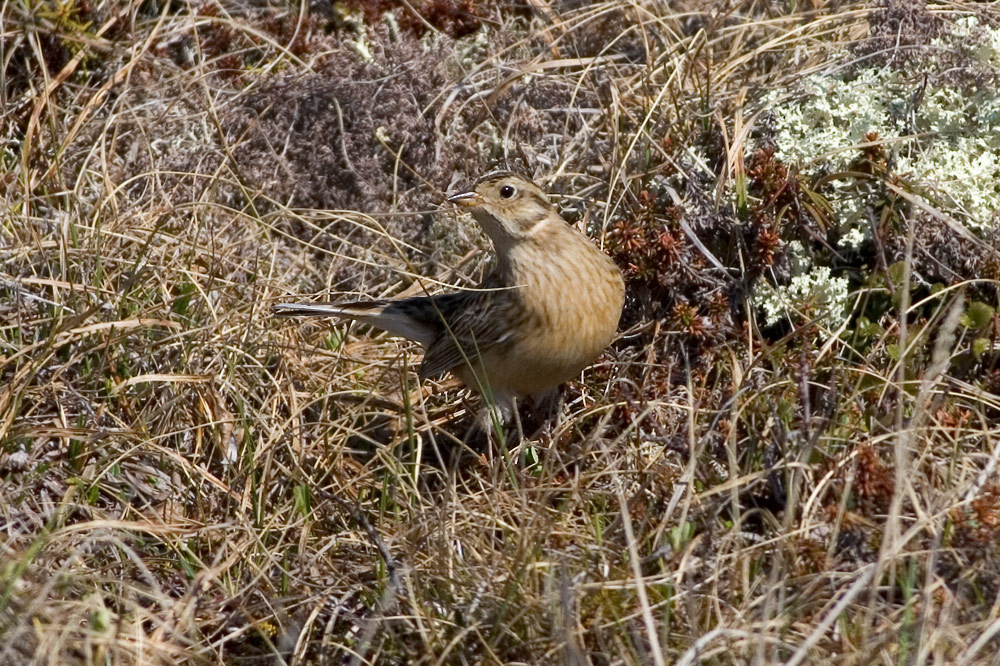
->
[752,15,1000,328]
[755,254,852,328]
[760,16,1000,239]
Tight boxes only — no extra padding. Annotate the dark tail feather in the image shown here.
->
[271,300,436,346]
[271,302,384,318]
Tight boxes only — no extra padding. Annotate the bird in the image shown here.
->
[272,170,625,433]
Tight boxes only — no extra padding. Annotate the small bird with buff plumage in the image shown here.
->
[272,170,625,434]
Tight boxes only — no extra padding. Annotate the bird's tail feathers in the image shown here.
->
[271,301,386,319]
[272,300,435,346]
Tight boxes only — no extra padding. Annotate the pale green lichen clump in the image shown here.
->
[754,14,1000,329]
[767,16,1000,235]
[755,242,852,327]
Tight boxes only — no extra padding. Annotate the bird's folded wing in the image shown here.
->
[417,290,512,380]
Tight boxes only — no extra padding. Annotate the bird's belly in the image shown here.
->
[449,242,624,400]
[482,348,591,396]
[475,295,619,397]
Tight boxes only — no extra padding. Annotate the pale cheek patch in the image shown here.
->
[526,216,552,236]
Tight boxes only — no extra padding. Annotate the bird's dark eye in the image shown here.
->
[499,185,516,199]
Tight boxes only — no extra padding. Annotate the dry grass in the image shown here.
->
[3,0,1000,664]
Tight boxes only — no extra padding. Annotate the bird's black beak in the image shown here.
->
[447,190,483,207]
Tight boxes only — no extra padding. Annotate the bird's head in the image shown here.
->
[447,171,560,249]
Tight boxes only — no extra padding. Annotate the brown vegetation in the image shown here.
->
[2,0,999,663]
